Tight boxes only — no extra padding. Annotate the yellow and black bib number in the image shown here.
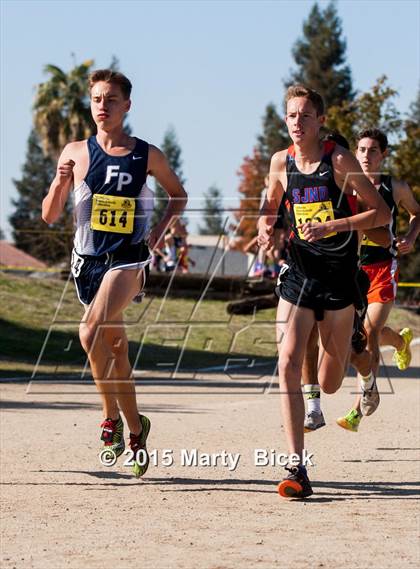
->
[90,194,135,234]
[293,201,336,240]
[361,235,380,247]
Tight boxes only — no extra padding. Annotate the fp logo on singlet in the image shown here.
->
[105,165,133,192]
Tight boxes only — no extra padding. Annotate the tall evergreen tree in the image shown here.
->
[287,2,354,108]
[152,126,185,226]
[257,103,290,168]
[9,130,73,264]
[236,1,356,245]
[198,185,226,235]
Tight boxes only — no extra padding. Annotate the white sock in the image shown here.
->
[303,384,321,414]
[360,372,374,391]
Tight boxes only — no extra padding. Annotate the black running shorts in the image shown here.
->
[275,264,365,321]
[71,241,151,305]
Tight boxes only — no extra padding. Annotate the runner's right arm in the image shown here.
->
[258,151,286,251]
[42,144,76,224]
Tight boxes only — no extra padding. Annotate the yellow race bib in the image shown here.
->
[90,194,135,234]
[361,235,380,247]
[294,201,336,240]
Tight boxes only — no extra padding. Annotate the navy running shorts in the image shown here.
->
[71,241,151,305]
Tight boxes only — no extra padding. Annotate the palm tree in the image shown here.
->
[33,60,96,160]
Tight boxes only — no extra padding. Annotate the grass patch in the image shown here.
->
[1,272,418,379]
[0,273,277,378]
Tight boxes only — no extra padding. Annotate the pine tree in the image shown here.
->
[152,126,185,226]
[257,103,290,168]
[9,130,73,264]
[236,1,355,245]
[198,185,226,235]
[287,2,354,108]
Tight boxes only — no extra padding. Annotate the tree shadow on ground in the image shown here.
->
[1,317,418,383]
[0,317,276,380]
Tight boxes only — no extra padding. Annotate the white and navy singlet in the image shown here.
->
[73,136,153,256]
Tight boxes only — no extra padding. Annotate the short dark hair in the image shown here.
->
[356,128,388,152]
[88,69,132,100]
[285,84,325,116]
[323,131,350,150]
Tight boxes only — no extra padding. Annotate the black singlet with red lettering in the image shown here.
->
[283,141,358,279]
[360,175,397,266]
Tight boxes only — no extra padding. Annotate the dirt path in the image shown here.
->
[1,348,419,569]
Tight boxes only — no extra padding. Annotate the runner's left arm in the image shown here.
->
[393,179,420,255]
[362,227,392,247]
[147,145,188,250]
[357,199,392,247]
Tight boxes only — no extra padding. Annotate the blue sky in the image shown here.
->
[1,0,419,238]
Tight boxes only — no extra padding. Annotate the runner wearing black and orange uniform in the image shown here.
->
[258,85,390,498]
[301,132,371,432]
[336,129,420,431]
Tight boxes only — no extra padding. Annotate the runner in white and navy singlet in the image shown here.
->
[71,136,153,304]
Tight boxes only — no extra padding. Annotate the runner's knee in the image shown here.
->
[318,371,343,394]
[319,380,340,395]
[79,321,106,353]
[278,356,303,388]
[365,320,381,340]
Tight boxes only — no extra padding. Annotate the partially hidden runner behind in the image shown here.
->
[337,128,419,431]
[302,132,373,433]
[42,69,187,477]
[258,85,390,499]
[302,128,420,434]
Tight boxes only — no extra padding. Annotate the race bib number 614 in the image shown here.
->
[90,194,135,234]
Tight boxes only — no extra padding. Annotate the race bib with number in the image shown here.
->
[294,201,336,240]
[361,235,380,247]
[90,194,135,234]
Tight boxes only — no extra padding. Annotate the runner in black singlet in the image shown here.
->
[257,85,390,499]
[277,139,359,320]
[336,128,420,431]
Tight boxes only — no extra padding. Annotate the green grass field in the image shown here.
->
[1,272,419,379]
